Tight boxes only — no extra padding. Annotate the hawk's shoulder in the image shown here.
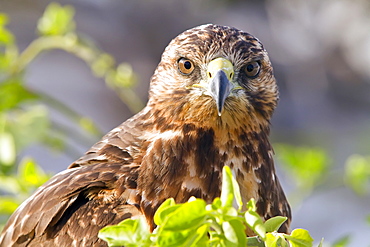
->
[0,110,150,246]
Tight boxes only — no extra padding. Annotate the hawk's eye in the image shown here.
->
[178,58,194,75]
[244,61,261,78]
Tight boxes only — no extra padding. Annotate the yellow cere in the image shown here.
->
[207,57,234,80]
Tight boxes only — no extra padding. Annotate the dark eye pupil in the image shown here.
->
[244,61,261,78]
[184,61,192,70]
[246,64,254,72]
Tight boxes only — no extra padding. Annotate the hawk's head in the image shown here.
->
[148,24,278,130]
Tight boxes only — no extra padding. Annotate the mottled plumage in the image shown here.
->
[0,24,291,246]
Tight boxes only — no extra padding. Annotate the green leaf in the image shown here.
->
[0,26,14,45]
[159,198,207,231]
[154,202,182,225]
[210,197,222,210]
[156,224,209,247]
[98,216,150,247]
[0,13,14,45]
[247,236,266,247]
[244,198,266,240]
[344,154,370,195]
[154,198,209,246]
[222,206,238,218]
[0,44,18,72]
[284,228,313,247]
[18,158,49,187]
[0,197,20,214]
[221,166,243,210]
[333,235,350,247]
[246,198,257,211]
[220,165,234,208]
[190,224,209,246]
[154,198,177,226]
[264,216,288,233]
[222,219,246,247]
[37,3,76,36]
[245,210,266,240]
[156,228,191,247]
[265,232,288,247]
[0,79,37,111]
[0,13,8,26]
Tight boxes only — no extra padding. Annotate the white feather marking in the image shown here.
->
[154,130,182,140]
[231,168,238,180]
[253,164,262,170]
[145,130,182,157]
[141,191,147,202]
[184,156,197,177]
[181,179,201,191]
[72,239,78,247]
[94,154,108,160]
[224,156,246,168]
[111,126,121,132]
[4,224,14,239]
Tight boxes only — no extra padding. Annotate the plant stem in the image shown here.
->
[12,35,144,113]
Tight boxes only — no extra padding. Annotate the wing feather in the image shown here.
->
[0,162,141,246]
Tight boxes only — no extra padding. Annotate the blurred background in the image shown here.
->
[0,0,369,246]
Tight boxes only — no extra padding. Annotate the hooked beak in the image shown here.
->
[207,57,234,116]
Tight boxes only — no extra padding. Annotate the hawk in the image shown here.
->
[0,24,291,246]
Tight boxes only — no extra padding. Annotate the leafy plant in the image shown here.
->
[99,166,316,247]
